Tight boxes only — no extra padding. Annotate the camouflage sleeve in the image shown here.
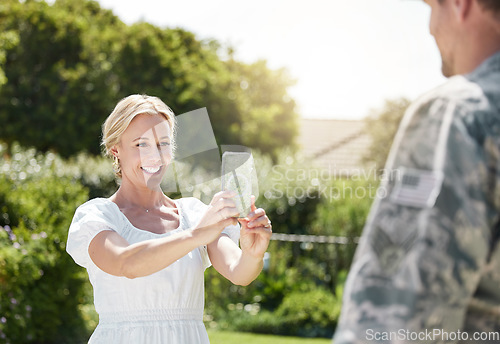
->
[333,94,492,344]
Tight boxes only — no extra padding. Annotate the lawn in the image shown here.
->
[208,330,332,344]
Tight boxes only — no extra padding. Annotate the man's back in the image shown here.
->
[458,52,500,339]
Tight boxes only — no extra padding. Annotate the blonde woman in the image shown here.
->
[66,94,272,343]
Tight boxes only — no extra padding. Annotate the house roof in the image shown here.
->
[297,118,373,175]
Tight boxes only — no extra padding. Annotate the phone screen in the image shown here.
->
[221,151,253,218]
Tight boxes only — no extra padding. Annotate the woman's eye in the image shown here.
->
[136,142,147,147]
[159,142,171,147]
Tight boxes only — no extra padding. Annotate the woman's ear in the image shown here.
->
[110,145,119,158]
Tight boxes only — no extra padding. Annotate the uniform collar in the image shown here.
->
[466,50,500,81]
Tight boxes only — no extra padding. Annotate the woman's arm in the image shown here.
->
[208,196,272,286]
[88,191,239,279]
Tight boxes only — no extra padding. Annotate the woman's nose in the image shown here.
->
[142,146,163,165]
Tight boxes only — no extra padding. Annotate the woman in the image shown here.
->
[66,94,272,343]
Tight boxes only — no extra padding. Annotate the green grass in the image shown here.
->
[208,330,332,344]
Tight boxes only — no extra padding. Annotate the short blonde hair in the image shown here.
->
[101,94,176,178]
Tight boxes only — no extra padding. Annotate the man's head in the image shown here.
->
[424,0,500,77]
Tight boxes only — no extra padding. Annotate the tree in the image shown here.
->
[113,24,298,161]
[0,0,298,159]
[0,0,124,157]
[362,97,410,170]
[221,59,298,160]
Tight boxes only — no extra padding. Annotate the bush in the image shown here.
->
[0,143,92,343]
[215,309,285,335]
[206,282,344,338]
[204,152,370,338]
[0,142,372,341]
[274,288,339,338]
[0,142,116,200]
[309,177,374,291]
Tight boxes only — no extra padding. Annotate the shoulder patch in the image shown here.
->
[390,167,443,208]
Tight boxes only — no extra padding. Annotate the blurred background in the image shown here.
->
[0,0,443,343]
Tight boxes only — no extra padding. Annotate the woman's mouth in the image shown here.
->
[141,166,162,174]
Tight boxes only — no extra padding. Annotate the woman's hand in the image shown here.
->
[238,195,272,259]
[193,190,240,245]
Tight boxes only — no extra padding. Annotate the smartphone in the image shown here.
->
[221,151,253,218]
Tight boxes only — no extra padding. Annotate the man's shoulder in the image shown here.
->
[413,76,483,108]
[412,53,500,116]
[408,73,499,129]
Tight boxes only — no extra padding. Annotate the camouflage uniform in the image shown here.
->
[333,52,500,344]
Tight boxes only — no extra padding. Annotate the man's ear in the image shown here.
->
[452,0,472,22]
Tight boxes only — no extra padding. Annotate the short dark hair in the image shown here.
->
[477,0,500,14]
[437,0,500,15]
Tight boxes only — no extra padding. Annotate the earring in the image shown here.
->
[112,156,121,174]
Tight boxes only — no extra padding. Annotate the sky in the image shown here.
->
[94,0,447,120]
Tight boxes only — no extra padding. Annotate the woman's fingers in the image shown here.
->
[243,197,271,228]
[220,216,238,228]
[220,205,240,220]
[246,209,269,226]
[247,217,272,229]
[241,225,272,238]
[208,191,239,219]
[212,197,237,212]
[210,190,237,205]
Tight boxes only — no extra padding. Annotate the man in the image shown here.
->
[333,0,500,343]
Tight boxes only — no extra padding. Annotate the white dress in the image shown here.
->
[66,197,239,344]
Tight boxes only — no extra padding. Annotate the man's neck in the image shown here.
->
[454,3,500,75]
[456,37,500,75]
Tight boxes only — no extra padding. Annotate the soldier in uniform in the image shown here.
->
[333,0,500,343]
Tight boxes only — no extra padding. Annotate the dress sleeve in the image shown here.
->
[66,199,122,269]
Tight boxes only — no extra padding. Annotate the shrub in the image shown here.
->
[207,284,343,338]
[0,142,372,341]
[204,152,369,338]
[0,143,91,343]
[0,142,116,200]
[215,309,285,335]
[274,288,339,338]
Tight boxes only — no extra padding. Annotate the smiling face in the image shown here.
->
[112,113,173,190]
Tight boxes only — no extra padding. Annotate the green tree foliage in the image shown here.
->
[0,0,123,157]
[208,59,298,159]
[0,28,19,88]
[362,97,410,170]
[0,0,297,159]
